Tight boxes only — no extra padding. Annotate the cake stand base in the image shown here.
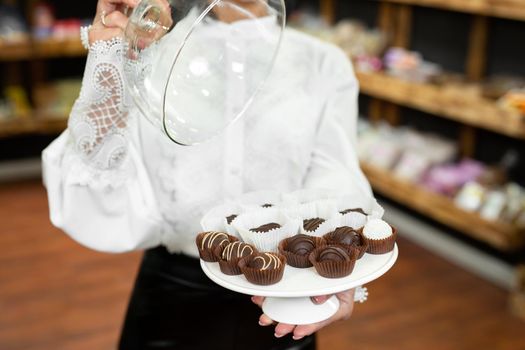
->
[262,296,340,325]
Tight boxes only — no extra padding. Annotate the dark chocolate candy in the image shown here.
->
[303,218,325,232]
[286,234,317,256]
[250,222,281,233]
[221,242,255,261]
[327,226,362,246]
[248,253,282,270]
[200,231,230,251]
[340,208,366,215]
[226,214,238,225]
[318,246,350,262]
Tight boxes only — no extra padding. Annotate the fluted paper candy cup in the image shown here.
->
[309,245,359,279]
[200,202,245,238]
[323,224,370,260]
[238,253,286,286]
[214,242,257,276]
[195,231,238,262]
[362,219,397,254]
[232,208,300,253]
[335,194,385,221]
[284,200,341,237]
[278,235,326,268]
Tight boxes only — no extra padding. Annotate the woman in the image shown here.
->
[42,0,372,349]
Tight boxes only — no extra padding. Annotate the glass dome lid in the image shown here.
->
[123,0,286,145]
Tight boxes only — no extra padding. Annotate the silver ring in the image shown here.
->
[101,10,108,27]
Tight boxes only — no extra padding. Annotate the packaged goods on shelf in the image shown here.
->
[421,159,485,196]
[4,86,32,119]
[0,4,29,44]
[289,14,388,70]
[357,119,457,179]
[455,182,525,227]
[34,79,81,119]
[384,48,442,83]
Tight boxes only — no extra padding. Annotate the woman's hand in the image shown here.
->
[89,0,139,44]
[251,289,355,340]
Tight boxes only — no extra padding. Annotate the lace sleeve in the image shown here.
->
[68,37,130,170]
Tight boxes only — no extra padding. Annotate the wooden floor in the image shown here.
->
[1,181,524,350]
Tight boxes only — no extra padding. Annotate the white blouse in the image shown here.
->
[42,25,372,257]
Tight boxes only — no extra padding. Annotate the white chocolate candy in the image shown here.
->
[363,219,393,240]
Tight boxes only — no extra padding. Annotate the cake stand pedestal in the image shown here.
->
[201,245,398,324]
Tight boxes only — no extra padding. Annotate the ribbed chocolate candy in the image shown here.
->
[285,234,317,256]
[226,214,238,225]
[326,226,362,246]
[250,223,281,233]
[318,246,350,262]
[303,218,325,232]
[340,208,366,215]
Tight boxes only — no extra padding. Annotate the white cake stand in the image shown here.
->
[201,244,398,324]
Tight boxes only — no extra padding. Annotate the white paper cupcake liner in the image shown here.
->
[340,211,367,230]
[335,194,385,220]
[200,202,245,238]
[284,200,341,237]
[232,208,300,253]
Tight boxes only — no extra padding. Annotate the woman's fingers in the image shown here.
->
[310,294,333,305]
[251,296,265,307]
[258,314,274,326]
[274,323,296,338]
[100,0,139,13]
[103,10,129,30]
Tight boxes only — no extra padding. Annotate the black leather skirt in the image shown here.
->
[119,247,316,350]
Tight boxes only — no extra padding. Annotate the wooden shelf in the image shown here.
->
[361,162,525,251]
[356,71,525,139]
[0,38,86,62]
[0,117,67,137]
[378,0,525,22]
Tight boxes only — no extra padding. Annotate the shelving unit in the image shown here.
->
[0,38,85,62]
[356,71,525,140]
[0,117,67,138]
[361,162,525,251]
[319,0,525,317]
[0,37,84,137]
[376,0,525,22]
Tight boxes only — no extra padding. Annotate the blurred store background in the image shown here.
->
[1,0,525,349]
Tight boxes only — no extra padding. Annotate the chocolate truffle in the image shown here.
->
[340,208,366,215]
[327,226,362,246]
[221,242,255,261]
[303,218,325,232]
[239,252,286,285]
[309,245,357,278]
[250,223,281,233]
[200,231,230,251]
[318,246,351,262]
[248,253,282,270]
[285,234,317,256]
[196,231,237,262]
[226,214,238,225]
